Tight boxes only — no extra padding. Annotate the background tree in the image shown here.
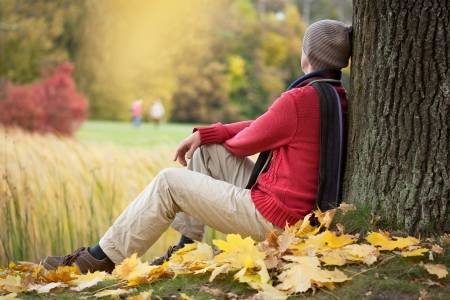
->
[345,0,449,234]
[0,0,83,83]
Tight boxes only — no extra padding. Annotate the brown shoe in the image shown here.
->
[41,247,115,274]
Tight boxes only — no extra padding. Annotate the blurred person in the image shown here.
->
[131,99,143,127]
[149,98,165,126]
[42,20,352,273]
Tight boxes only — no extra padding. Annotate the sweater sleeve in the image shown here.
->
[194,120,253,145]
[223,92,297,156]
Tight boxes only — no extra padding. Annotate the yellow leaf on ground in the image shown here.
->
[179,292,193,300]
[213,234,265,269]
[290,212,322,237]
[277,256,348,293]
[127,290,152,300]
[0,276,23,293]
[320,249,347,266]
[113,253,154,286]
[234,265,271,290]
[43,265,80,283]
[341,244,379,265]
[70,271,108,291]
[366,231,419,250]
[431,244,444,255]
[400,248,428,257]
[95,288,130,298]
[28,282,66,294]
[169,242,213,270]
[422,263,448,279]
[209,263,230,282]
[0,293,18,299]
[307,230,356,249]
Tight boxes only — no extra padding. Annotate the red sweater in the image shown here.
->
[196,85,348,228]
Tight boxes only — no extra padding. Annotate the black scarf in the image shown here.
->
[245,69,345,210]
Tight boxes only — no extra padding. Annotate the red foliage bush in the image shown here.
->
[0,63,88,135]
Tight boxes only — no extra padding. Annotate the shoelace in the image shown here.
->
[62,247,86,265]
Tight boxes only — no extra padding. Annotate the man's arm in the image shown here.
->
[193,120,253,144]
[223,92,297,156]
[174,91,298,164]
[173,120,252,166]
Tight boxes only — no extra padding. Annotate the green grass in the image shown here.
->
[76,121,197,149]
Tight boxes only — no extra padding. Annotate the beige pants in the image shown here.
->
[100,144,278,264]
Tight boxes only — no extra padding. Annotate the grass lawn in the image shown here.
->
[76,120,197,149]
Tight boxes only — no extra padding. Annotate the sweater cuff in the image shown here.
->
[193,123,229,145]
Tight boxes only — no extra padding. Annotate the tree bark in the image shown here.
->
[345,0,449,234]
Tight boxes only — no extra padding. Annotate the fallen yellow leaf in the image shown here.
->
[0,276,23,293]
[43,265,80,283]
[70,271,108,291]
[422,263,448,279]
[400,248,428,257]
[94,288,130,298]
[127,290,152,300]
[213,234,265,269]
[366,231,419,251]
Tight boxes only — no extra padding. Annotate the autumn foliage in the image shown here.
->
[1,205,448,299]
[0,63,88,135]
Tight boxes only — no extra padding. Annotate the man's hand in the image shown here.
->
[173,131,201,166]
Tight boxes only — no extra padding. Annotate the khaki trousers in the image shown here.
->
[100,144,278,264]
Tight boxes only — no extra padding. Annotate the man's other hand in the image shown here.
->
[173,131,201,166]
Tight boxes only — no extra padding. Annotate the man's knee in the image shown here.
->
[194,144,228,160]
[157,167,182,187]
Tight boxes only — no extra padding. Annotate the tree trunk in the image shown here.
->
[345,0,449,234]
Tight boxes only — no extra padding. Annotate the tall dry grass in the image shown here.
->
[0,127,181,265]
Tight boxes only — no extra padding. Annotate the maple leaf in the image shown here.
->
[319,249,347,266]
[0,275,24,293]
[0,293,18,299]
[27,282,66,294]
[208,263,230,282]
[213,234,266,269]
[308,230,356,249]
[399,247,428,257]
[70,271,108,291]
[234,265,271,290]
[366,231,419,251]
[127,290,152,300]
[179,292,193,300]
[341,244,379,265]
[422,263,448,279]
[277,256,320,293]
[113,253,154,286]
[430,244,444,255]
[43,265,80,283]
[94,288,130,298]
[290,212,322,237]
[277,256,349,294]
[168,242,213,273]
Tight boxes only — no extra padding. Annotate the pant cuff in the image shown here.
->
[99,236,126,265]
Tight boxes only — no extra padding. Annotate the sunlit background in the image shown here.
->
[0,0,352,264]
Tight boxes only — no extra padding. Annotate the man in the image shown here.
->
[42,20,352,273]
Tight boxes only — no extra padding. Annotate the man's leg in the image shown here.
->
[99,166,275,264]
[171,144,255,241]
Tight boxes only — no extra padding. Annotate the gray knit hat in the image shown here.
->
[303,19,352,70]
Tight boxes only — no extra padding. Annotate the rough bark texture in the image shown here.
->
[345,0,449,234]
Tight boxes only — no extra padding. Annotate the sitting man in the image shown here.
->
[42,19,352,273]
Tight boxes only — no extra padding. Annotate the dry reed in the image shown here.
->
[0,127,181,265]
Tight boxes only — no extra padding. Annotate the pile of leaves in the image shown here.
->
[1,204,448,299]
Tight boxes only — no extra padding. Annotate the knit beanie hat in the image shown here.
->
[302,19,352,70]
